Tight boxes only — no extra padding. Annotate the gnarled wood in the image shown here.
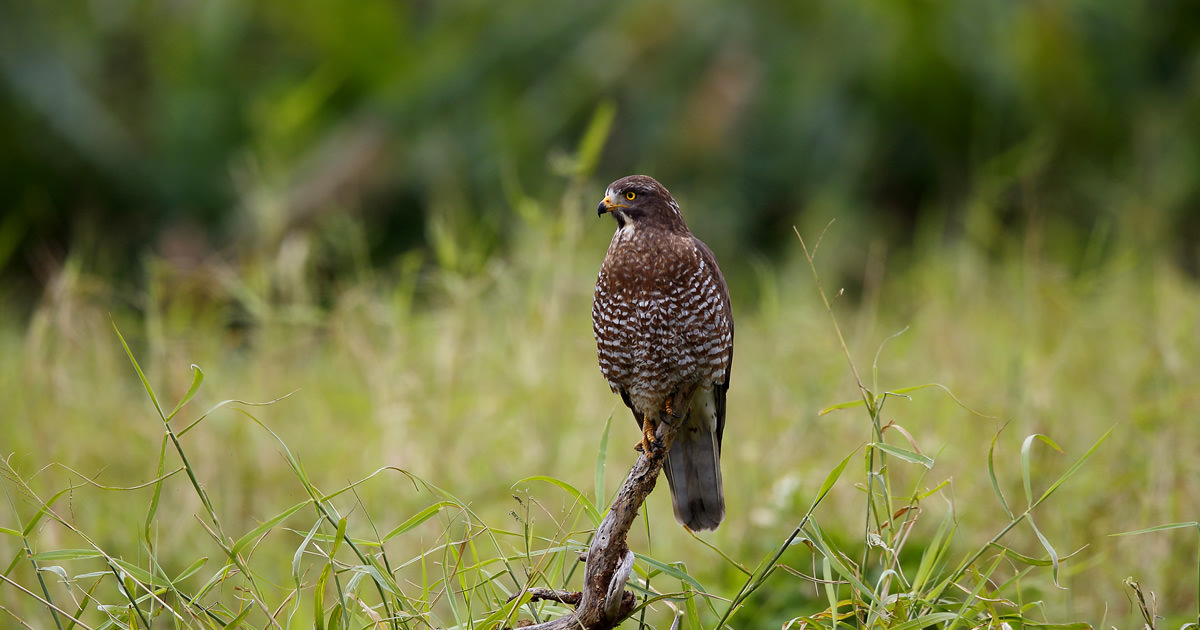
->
[512,421,678,630]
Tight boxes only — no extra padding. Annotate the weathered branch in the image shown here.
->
[516,588,581,606]
[512,421,679,629]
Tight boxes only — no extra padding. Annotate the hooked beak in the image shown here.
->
[597,196,627,217]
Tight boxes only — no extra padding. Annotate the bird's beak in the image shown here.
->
[597,196,627,217]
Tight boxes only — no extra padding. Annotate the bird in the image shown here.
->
[592,175,734,531]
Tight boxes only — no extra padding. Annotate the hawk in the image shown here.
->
[592,175,734,531]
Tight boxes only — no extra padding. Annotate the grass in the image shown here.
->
[2,189,1199,627]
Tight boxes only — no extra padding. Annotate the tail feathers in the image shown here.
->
[663,424,724,531]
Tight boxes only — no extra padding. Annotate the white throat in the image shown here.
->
[614,218,638,242]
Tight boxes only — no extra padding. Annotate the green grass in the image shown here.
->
[2,198,1199,627]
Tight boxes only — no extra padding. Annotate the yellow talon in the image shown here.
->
[636,418,661,455]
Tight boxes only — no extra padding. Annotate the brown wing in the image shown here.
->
[691,236,733,449]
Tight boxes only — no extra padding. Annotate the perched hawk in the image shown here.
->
[592,175,734,531]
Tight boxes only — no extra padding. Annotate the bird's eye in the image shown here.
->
[624,191,636,201]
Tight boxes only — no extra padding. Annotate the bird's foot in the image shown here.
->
[664,388,693,421]
[634,422,663,455]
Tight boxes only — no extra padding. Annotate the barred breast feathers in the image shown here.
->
[594,226,731,395]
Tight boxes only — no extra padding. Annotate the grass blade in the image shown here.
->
[381,501,460,542]
[869,442,933,469]
[1024,514,1062,588]
[514,475,601,525]
[1034,426,1113,507]
[1112,521,1200,536]
[988,425,1013,518]
[143,435,168,543]
[165,364,204,422]
[111,319,164,419]
[231,500,311,557]
[594,413,613,509]
[1020,434,1063,508]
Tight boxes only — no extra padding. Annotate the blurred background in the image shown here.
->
[2,0,1200,627]
[3,0,1198,302]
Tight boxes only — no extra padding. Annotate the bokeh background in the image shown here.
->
[4,0,1199,294]
[2,0,1200,627]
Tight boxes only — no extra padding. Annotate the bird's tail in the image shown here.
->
[663,416,724,531]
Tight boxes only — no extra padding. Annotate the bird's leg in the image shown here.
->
[635,414,659,454]
[642,418,660,453]
[665,384,694,424]
[634,407,672,454]
[637,386,694,453]
[634,391,693,454]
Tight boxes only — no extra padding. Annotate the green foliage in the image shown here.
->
[3,193,1199,627]
[0,321,1107,628]
[2,85,1200,628]
[2,0,1199,293]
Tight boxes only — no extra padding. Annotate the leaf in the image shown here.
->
[315,561,331,630]
[987,542,1088,566]
[910,508,956,594]
[110,557,160,587]
[810,449,854,510]
[804,521,879,607]
[1020,623,1094,629]
[37,565,69,582]
[165,364,204,421]
[1020,433,1063,508]
[818,399,865,415]
[327,603,344,630]
[819,382,997,418]
[680,564,702,630]
[172,556,208,583]
[143,434,169,542]
[870,326,910,395]
[330,516,348,559]
[294,519,323,582]
[513,476,601,525]
[230,500,310,557]
[381,501,459,542]
[632,553,708,593]
[224,605,253,629]
[349,564,397,596]
[1034,426,1113,507]
[594,412,613,509]
[1025,515,1062,588]
[111,319,164,419]
[22,486,73,537]
[869,442,933,469]
[987,425,1013,518]
[31,549,104,562]
[475,589,532,629]
[886,612,958,630]
[1111,521,1200,536]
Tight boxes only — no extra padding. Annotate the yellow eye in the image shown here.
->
[624,191,636,201]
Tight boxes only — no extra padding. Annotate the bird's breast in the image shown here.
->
[592,232,719,407]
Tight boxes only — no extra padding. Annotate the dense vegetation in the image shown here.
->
[3,171,1199,625]
[2,1,1199,627]
[3,0,1199,297]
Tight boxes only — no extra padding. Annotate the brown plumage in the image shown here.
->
[592,175,734,531]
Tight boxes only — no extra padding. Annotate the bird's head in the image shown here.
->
[597,175,688,232]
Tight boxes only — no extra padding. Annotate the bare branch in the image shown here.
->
[510,589,582,606]
[510,422,680,629]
